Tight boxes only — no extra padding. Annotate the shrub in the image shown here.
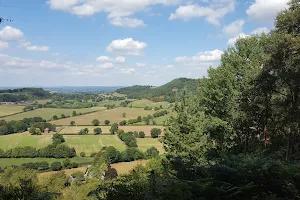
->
[153,110,168,118]
[92,119,100,126]
[119,120,127,126]
[104,120,110,125]
[138,131,145,138]
[71,162,79,168]
[145,147,159,158]
[104,146,121,164]
[80,152,86,157]
[63,159,71,169]
[133,131,139,138]
[121,148,145,162]
[79,128,89,135]
[51,162,62,171]
[70,121,75,126]
[53,115,58,120]
[118,131,138,147]
[94,128,102,135]
[151,128,161,138]
[110,123,118,134]
[52,134,65,146]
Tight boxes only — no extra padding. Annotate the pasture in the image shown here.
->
[0,105,24,117]
[2,107,106,121]
[129,99,171,109]
[136,138,164,153]
[58,125,165,136]
[52,107,155,126]
[0,157,93,168]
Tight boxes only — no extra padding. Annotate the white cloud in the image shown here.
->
[176,49,223,63]
[223,20,244,37]
[100,63,114,69]
[119,68,136,74]
[136,63,146,67]
[107,38,147,56]
[26,46,50,52]
[0,26,24,41]
[48,0,79,10]
[0,41,9,49]
[251,27,270,35]
[227,33,250,46]
[169,0,236,25]
[246,0,289,24]
[96,56,126,63]
[109,17,146,28]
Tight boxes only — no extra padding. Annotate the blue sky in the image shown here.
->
[0,0,289,86]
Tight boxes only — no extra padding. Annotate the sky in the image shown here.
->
[0,0,290,87]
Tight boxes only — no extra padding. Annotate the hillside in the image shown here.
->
[0,88,51,102]
[116,78,198,102]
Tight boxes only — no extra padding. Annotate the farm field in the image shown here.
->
[64,135,126,155]
[136,111,176,125]
[0,157,93,168]
[136,138,164,153]
[38,160,149,178]
[52,107,155,126]
[2,107,106,121]
[59,125,165,136]
[129,99,171,109]
[0,105,24,117]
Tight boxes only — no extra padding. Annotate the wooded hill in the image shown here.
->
[0,88,51,102]
[116,78,198,102]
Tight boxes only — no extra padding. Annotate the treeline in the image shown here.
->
[21,159,79,172]
[0,117,51,135]
[116,78,197,102]
[0,88,50,102]
[117,130,138,147]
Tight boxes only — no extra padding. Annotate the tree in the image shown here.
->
[122,112,126,118]
[119,120,127,126]
[79,128,89,135]
[104,146,121,163]
[138,131,145,138]
[92,119,100,126]
[52,134,65,146]
[80,152,86,157]
[61,114,66,119]
[110,123,118,135]
[94,127,102,135]
[105,120,110,125]
[70,121,75,126]
[145,147,159,158]
[51,162,62,171]
[89,151,109,180]
[72,111,77,117]
[143,115,152,125]
[137,116,142,122]
[53,115,58,120]
[150,128,161,138]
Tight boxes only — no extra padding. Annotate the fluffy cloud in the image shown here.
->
[96,56,126,63]
[136,63,146,67]
[251,27,270,35]
[176,49,223,63]
[109,17,146,28]
[106,38,147,56]
[26,46,50,52]
[227,33,250,46]
[223,20,244,37]
[0,26,24,41]
[0,41,9,49]
[169,0,236,25]
[99,63,114,69]
[246,0,289,24]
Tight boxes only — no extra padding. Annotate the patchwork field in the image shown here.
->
[136,138,164,153]
[0,105,24,117]
[64,135,126,155]
[136,111,175,125]
[52,107,155,126]
[2,107,106,121]
[129,99,171,109]
[58,125,165,136]
[0,157,93,168]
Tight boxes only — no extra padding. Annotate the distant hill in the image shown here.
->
[0,88,51,102]
[116,78,198,102]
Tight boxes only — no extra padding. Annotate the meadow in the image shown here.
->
[129,99,171,109]
[136,138,164,153]
[59,125,165,136]
[52,107,155,126]
[0,157,93,168]
[2,107,106,121]
[0,105,24,117]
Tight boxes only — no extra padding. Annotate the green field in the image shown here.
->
[0,157,93,168]
[129,99,171,109]
[135,111,175,125]
[53,107,155,126]
[64,135,126,155]
[136,138,164,153]
[2,107,106,121]
[0,105,24,117]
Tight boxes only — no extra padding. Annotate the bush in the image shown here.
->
[63,159,71,169]
[51,162,62,171]
[52,134,65,146]
[104,146,121,163]
[151,128,161,138]
[138,131,145,138]
[153,110,168,118]
[71,162,79,168]
[70,121,75,126]
[119,120,127,126]
[110,123,118,134]
[133,131,139,138]
[79,128,89,135]
[92,119,100,126]
[118,131,138,147]
[104,120,110,125]
[94,128,102,135]
[53,115,58,120]
[80,152,86,157]
[145,147,159,158]
[121,148,145,162]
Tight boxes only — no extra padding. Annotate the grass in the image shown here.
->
[0,105,24,117]
[59,125,165,137]
[52,107,155,126]
[63,135,126,155]
[129,99,171,109]
[0,157,93,168]
[136,138,164,153]
[2,107,106,121]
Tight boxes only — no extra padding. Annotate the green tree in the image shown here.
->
[53,115,58,120]
[150,128,161,138]
[92,119,100,126]
[145,147,159,158]
[61,114,66,119]
[79,128,89,135]
[138,131,145,138]
[70,121,75,126]
[104,120,110,125]
[137,116,142,122]
[51,162,62,171]
[110,123,118,135]
[72,111,77,117]
[94,127,102,135]
[52,133,65,146]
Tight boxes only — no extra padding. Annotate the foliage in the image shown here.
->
[117,131,138,147]
[79,128,89,135]
[94,127,102,135]
[109,123,118,134]
[119,120,127,126]
[138,131,145,138]
[145,147,159,158]
[52,133,65,146]
[80,152,86,157]
[150,128,161,138]
[51,162,62,171]
[104,120,110,125]
[92,119,100,126]
[70,121,76,126]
